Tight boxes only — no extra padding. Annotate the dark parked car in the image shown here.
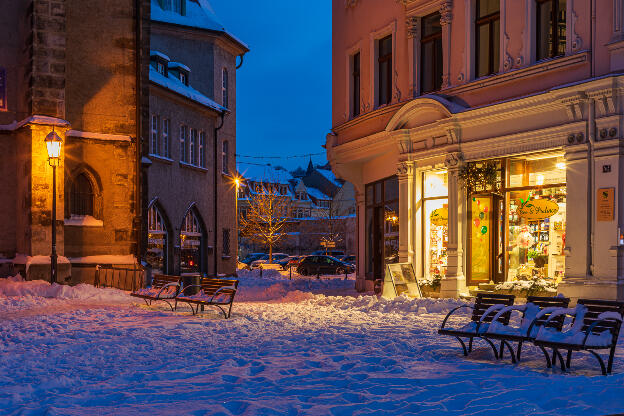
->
[240,253,265,266]
[296,255,355,276]
[312,250,345,258]
[340,255,356,266]
[277,256,301,270]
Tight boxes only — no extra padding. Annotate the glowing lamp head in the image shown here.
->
[45,131,63,160]
[234,177,241,187]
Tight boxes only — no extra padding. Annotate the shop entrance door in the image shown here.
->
[372,206,384,279]
[467,194,505,285]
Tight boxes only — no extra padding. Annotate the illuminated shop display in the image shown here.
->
[463,152,566,286]
[147,204,167,274]
[180,210,203,274]
[423,171,448,279]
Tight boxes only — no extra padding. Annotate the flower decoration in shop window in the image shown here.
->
[457,161,499,194]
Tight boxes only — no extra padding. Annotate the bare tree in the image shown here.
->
[318,198,343,254]
[239,181,290,262]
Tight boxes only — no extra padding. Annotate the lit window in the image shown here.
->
[157,62,165,75]
[180,72,186,85]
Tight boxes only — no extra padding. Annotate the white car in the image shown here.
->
[250,253,289,269]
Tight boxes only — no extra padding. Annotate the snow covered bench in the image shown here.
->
[175,277,239,319]
[130,274,182,311]
[532,299,624,375]
[481,295,570,363]
[438,293,515,357]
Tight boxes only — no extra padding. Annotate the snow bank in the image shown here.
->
[0,274,130,303]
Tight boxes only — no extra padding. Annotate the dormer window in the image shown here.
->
[168,62,191,86]
[160,0,185,14]
[150,51,170,77]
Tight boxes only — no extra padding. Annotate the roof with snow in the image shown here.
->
[237,163,294,185]
[151,0,249,51]
[317,169,343,187]
[149,66,225,112]
[305,186,331,201]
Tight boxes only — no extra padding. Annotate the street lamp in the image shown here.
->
[45,130,62,284]
[233,176,241,261]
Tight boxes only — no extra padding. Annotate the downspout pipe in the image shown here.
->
[135,0,144,265]
[214,112,225,277]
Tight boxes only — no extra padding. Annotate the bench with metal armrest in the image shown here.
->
[438,293,515,358]
[175,277,239,318]
[130,274,182,311]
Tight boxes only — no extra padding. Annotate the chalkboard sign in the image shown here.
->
[382,262,422,298]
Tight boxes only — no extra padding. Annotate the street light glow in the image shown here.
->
[45,131,63,163]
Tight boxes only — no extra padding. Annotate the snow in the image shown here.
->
[12,254,70,272]
[0,115,70,131]
[168,61,191,72]
[150,50,170,62]
[237,162,294,185]
[150,0,248,50]
[149,66,225,113]
[63,215,104,227]
[317,168,344,187]
[1,272,624,415]
[66,129,132,142]
[305,186,331,200]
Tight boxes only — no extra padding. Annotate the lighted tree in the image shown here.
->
[239,181,290,262]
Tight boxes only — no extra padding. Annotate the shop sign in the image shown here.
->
[517,199,558,220]
[430,207,448,226]
[597,187,615,222]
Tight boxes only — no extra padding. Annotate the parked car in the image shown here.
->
[277,255,301,270]
[340,255,356,266]
[296,255,355,276]
[240,253,265,267]
[312,250,345,258]
[250,253,289,269]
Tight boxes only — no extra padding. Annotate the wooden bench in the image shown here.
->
[438,293,515,357]
[175,277,239,318]
[481,295,570,363]
[532,298,624,375]
[130,274,181,311]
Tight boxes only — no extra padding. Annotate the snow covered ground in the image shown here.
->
[1,273,624,415]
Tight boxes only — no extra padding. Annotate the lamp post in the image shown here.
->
[234,176,241,261]
[45,130,63,284]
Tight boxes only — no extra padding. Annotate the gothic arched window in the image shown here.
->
[71,173,94,216]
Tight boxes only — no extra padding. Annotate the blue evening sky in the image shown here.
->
[211,1,332,171]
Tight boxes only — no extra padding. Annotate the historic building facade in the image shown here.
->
[329,0,624,300]
[146,0,247,277]
[0,0,246,282]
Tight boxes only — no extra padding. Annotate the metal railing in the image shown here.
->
[94,264,145,291]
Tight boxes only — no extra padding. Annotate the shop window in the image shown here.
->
[147,204,168,275]
[365,176,399,280]
[421,12,443,93]
[70,173,94,216]
[536,0,566,60]
[180,209,203,274]
[377,35,392,107]
[423,171,449,279]
[475,0,500,78]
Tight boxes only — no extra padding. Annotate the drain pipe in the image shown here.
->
[588,99,595,276]
[213,112,225,277]
[135,0,145,265]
